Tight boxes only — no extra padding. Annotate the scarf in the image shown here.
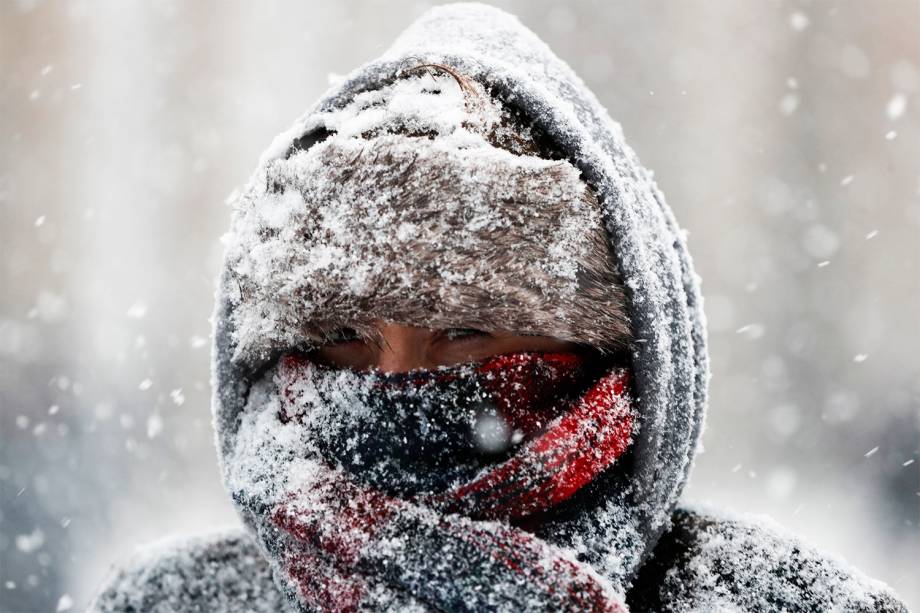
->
[229,352,635,612]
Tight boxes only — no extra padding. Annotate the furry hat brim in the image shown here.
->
[225,134,630,366]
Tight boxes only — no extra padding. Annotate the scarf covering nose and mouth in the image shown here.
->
[277,352,604,495]
[236,352,634,612]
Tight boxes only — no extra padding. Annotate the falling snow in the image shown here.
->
[4,2,914,612]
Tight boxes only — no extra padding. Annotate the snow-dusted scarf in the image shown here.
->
[229,351,635,612]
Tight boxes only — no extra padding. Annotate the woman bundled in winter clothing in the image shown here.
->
[91,5,907,612]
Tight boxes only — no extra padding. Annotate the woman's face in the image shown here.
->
[312,321,580,372]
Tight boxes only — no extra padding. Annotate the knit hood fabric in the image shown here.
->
[211,1,707,602]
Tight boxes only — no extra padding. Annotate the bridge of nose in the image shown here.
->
[375,323,436,373]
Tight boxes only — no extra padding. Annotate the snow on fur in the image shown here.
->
[225,71,629,368]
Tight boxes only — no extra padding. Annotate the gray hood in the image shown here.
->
[211,1,708,588]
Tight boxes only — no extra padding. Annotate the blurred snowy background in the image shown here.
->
[1,1,918,611]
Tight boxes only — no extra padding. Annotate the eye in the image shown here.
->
[443,328,489,341]
[323,327,361,346]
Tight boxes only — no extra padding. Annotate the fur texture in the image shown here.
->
[226,90,630,366]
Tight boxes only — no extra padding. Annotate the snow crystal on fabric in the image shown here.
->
[87,531,289,613]
[628,508,908,612]
[226,359,633,611]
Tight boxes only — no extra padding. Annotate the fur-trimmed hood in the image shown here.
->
[212,1,708,586]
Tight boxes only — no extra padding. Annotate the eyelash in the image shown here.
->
[318,327,488,347]
[443,328,488,341]
[323,327,361,345]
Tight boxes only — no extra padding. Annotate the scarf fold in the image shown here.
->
[234,352,634,612]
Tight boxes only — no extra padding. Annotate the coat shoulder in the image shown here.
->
[628,508,907,613]
[88,528,290,613]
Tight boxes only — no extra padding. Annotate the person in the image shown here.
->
[89,4,907,612]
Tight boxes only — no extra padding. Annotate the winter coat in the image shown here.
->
[89,4,907,612]
[90,507,906,612]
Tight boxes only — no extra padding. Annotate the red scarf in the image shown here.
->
[269,353,633,612]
